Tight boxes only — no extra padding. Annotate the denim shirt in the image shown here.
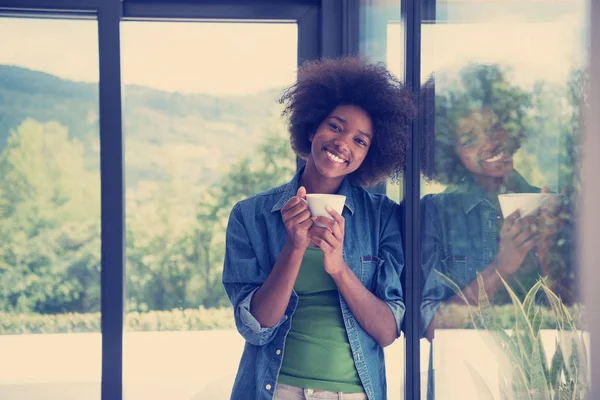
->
[420,172,539,336]
[222,167,405,400]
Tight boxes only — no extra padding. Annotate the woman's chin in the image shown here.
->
[480,164,514,178]
[316,161,348,178]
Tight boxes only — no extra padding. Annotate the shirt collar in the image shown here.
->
[271,165,356,215]
[444,174,492,214]
[460,184,488,214]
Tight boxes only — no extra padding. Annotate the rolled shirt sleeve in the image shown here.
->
[238,287,288,339]
[420,195,455,338]
[222,203,294,346]
[375,202,406,338]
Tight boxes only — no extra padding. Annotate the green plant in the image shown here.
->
[436,271,589,400]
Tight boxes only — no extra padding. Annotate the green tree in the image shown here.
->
[126,108,296,311]
[184,111,296,309]
[0,119,100,313]
[125,163,198,311]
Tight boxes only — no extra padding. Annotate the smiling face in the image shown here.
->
[308,105,374,183]
[455,108,519,179]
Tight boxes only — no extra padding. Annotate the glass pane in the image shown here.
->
[121,21,297,399]
[0,17,101,399]
[419,1,589,399]
[359,2,412,398]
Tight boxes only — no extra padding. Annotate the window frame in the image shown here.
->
[1,0,597,399]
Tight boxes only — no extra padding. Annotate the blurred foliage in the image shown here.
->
[0,93,294,315]
[0,302,586,335]
[0,119,101,313]
[0,307,235,334]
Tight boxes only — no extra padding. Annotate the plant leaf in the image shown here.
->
[550,337,565,392]
[529,333,551,398]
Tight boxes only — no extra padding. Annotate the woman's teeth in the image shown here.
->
[326,150,346,164]
[484,152,506,163]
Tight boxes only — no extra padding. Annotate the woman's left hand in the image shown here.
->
[308,207,348,277]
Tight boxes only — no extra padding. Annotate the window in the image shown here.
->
[0,16,101,399]
[419,1,589,399]
[121,21,297,399]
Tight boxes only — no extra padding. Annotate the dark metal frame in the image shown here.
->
[402,0,422,398]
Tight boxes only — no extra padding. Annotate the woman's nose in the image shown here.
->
[483,130,507,150]
[332,135,351,152]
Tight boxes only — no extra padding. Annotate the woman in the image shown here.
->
[419,65,576,342]
[222,57,415,400]
[418,65,577,400]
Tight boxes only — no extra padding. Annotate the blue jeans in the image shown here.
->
[273,383,368,400]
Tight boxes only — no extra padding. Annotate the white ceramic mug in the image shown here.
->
[498,193,557,218]
[305,194,346,227]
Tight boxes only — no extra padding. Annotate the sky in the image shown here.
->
[0,3,588,95]
[386,6,588,86]
[0,18,298,96]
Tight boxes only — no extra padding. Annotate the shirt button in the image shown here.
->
[276,349,281,355]
[266,384,272,390]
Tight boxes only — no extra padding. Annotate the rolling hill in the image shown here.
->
[0,64,286,187]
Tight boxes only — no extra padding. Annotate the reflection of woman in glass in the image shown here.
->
[222,58,415,400]
[419,65,575,343]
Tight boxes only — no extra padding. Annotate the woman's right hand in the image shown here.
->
[281,186,314,249]
[494,210,537,275]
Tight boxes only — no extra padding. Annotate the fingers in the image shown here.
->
[297,217,314,230]
[310,236,333,252]
[281,186,309,218]
[506,215,535,240]
[282,202,310,224]
[501,213,538,256]
[308,226,337,250]
[542,197,561,215]
[296,186,307,200]
[311,215,344,238]
[501,210,521,234]
[281,196,302,214]
[326,206,345,231]
[518,237,537,255]
[513,225,538,248]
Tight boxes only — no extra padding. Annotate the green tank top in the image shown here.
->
[277,247,364,393]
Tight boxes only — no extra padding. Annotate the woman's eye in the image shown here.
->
[329,123,342,132]
[355,138,367,146]
[460,137,476,147]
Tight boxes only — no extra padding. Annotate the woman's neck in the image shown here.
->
[471,174,506,195]
[300,158,344,194]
